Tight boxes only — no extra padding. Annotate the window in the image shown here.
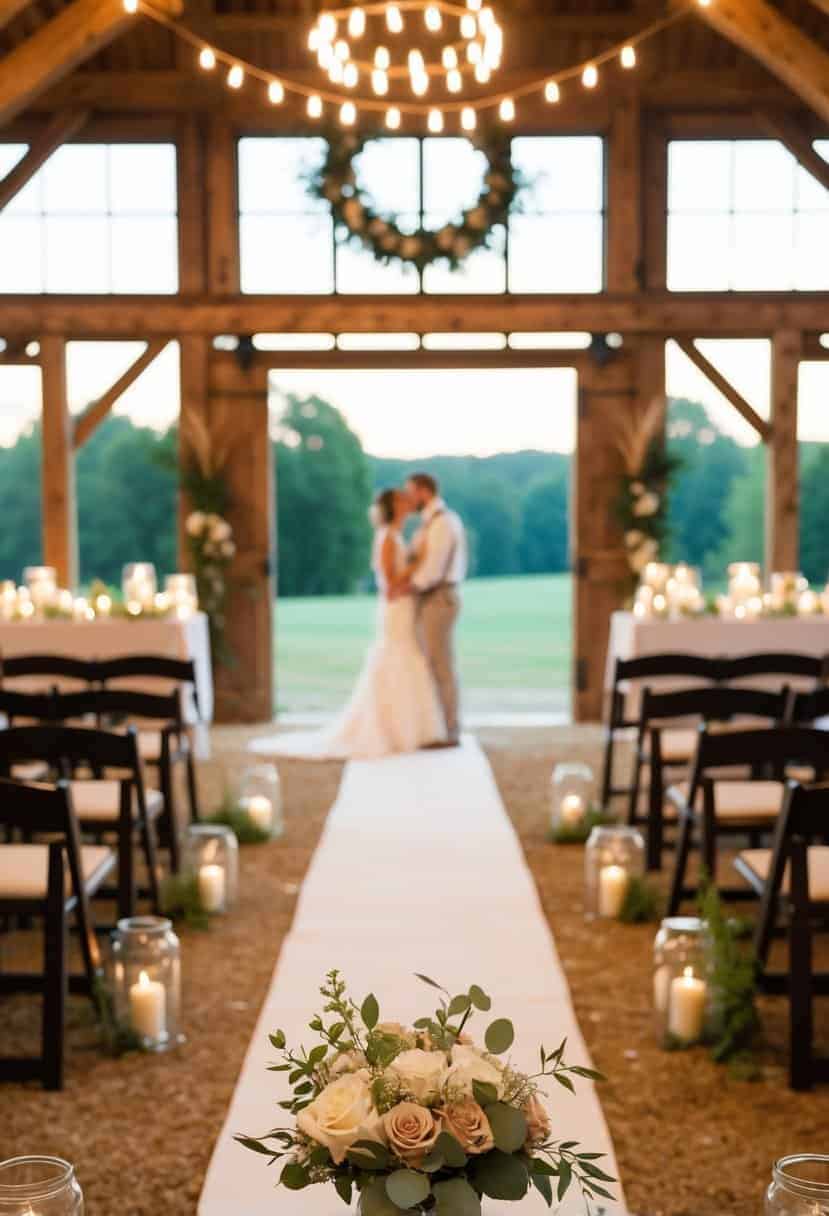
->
[238,135,605,295]
[668,140,829,291]
[0,143,178,294]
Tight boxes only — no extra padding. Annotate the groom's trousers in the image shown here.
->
[417,584,461,742]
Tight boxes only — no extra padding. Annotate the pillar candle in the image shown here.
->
[198,863,226,913]
[129,970,166,1040]
[668,966,707,1043]
[598,864,629,918]
[244,795,273,833]
[561,794,585,827]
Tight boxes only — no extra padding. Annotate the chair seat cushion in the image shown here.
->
[11,762,49,782]
[69,781,164,822]
[0,843,114,900]
[668,779,785,824]
[737,847,829,903]
[657,728,697,764]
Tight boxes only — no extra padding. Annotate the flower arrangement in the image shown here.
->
[310,133,522,272]
[185,510,235,656]
[612,396,681,588]
[238,971,614,1215]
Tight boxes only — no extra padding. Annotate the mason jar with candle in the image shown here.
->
[238,764,283,839]
[584,825,645,920]
[766,1155,829,1215]
[23,566,57,615]
[550,762,595,835]
[653,916,709,1045]
[165,573,199,620]
[121,563,157,612]
[183,824,238,914]
[727,561,761,610]
[110,916,184,1052]
[0,1156,84,1215]
[769,571,807,613]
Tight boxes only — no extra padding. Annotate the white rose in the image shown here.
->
[446,1044,505,1100]
[221,540,236,559]
[400,236,422,260]
[329,1049,368,1078]
[211,518,232,542]
[625,529,644,548]
[632,491,660,518]
[387,1048,448,1102]
[296,1072,384,1165]
[186,511,206,536]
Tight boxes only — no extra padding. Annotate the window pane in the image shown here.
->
[42,145,108,214]
[336,234,419,293]
[795,214,829,290]
[238,137,328,213]
[112,217,178,292]
[44,218,109,292]
[110,144,177,213]
[667,214,730,291]
[733,141,794,212]
[796,157,829,212]
[0,217,43,291]
[423,224,506,293]
[512,136,603,213]
[0,143,27,176]
[509,214,602,293]
[355,138,420,214]
[668,141,732,212]
[240,214,334,293]
[0,145,39,215]
[423,138,487,214]
[732,214,793,289]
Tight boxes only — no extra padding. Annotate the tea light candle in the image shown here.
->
[244,795,273,833]
[561,794,585,827]
[598,864,629,918]
[668,966,707,1043]
[198,863,226,913]
[95,593,112,617]
[129,970,166,1040]
[798,589,820,617]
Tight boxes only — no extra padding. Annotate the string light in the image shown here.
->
[412,72,429,95]
[620,43,636,68]
[460,12,477,37]
[466,41,482,64]
[343,61,359,87]
[340,100,357,124]
[308,27,320,51]
[467,0,482,9]
[424,5,442,31]
[461,106,476,131]
[408,48,425,74]
[479,6,496,32]
[318,12,337,41]
[474,60,490,83]
[446,68,462,92]
[227,63,244,88]
[374,45,390,69]
[198,45,216,69]
[372,68,389,93]
[318,42,334,68]
[442,46,458,69]
[268,79,285,103]
[308,93,323,117]
[123,0,138,13]
[347,7,366,37]
[385,106,402,129]
[334,38,350,60]
[386,4,403,32]
[582,62,598,87]
[428,108,444,132]
[499,96,514,121]
[544,79,560,103]
[329,59,344,83]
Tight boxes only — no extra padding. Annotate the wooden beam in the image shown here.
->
[606,98,643,293]
[642,115,668,290]
[672,338,772,441]
[73,339,170,448]
[755,108,829,193]
[176,116,207,296]
[0,0,34,31]
[40,337,78,587]
[0,0,182,128]
[0,110,89,211]
[766,329,802,571]
[805,0,829,15]
[2,293,829,338]
[694,0,829,124]
[206,117,239,297]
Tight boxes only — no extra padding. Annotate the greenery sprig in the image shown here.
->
[550,807,616,845]
[698,883,761,1073]
[618,875,662,924]
[159,872,211,931]
[208,791,271,845]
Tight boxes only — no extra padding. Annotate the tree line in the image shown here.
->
[0,393,826,594]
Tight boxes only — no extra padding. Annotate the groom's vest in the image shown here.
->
[423,507,461,591]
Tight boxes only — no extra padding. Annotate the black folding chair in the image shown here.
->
[0,778,115,1089]
[721,652,829,686]
[0,654,100,690]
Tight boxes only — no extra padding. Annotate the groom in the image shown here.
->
[405,472,468,747]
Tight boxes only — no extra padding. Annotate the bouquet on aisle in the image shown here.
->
[238,971,615,1215]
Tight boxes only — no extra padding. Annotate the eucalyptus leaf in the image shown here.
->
[434,1131,468,1168]
[360,1178,405,1216]
[448,994,471,1016]
[361,993,380,1030]
[484,1018,515,1056]
[386,1170,430,1210]
[471,1080,499,1107]
[469,985,492,1012]
[280,1163,310,1190]
[531,1172,553,1207]
[556,1159,572,1202]
[485,1102,528,1153]
[433,1177,482,1216]
[470,1150,529,1201]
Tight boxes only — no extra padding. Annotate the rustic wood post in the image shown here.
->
[39,335,78,587]
[766,329,802,572]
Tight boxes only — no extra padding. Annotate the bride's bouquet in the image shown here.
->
[238,971,615,1214]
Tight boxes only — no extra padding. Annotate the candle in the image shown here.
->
[129,970,166,1040]
[561,794,585,827]
[244,795,273,833]
[668,966,707,1043]
[598,864,629,918]
[798,589,820,617]
[653,964,671,1014]
[95,593,112,617]
[198,863,226,913]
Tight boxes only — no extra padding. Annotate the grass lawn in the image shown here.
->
[275,573,572,714]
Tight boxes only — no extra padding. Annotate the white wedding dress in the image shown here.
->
[250,528,447,761]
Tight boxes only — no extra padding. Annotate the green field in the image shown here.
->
[275,573,572,714]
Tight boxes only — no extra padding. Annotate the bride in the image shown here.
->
[251,488,447,761]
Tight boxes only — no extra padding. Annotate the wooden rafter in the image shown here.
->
[0,0,182,128]
[0,110,89,211]
[755,108,829,193]
[73,339,170,448]
[805,0,829,15]
[0,0,34,31]
[695,0,829,124]
[673,338,771,441]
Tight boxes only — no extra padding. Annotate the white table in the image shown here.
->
[0,613,213,755]
[605,610,829,719]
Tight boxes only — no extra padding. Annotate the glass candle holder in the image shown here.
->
[165,573,199,620]
[665,564,703,618]
[550,762,594,834]
[110,916,184,1052]
[183,824,238,914]
[121,563,157,612]
[727,561,762,609]
[0,581,16,621]
[238,764,283,838]
[797,589,821,618]
[653,916,709,1045]
[0,1156,84,1215]
[642,561,671,593]
[23,566,57,614]
[766,1156,829,1215]
[769,571,807,613]
[584,825,645,920]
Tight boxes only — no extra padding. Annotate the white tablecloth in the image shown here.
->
[200,738,625,1216]
[605,610,829,719]
[0,614,213,754]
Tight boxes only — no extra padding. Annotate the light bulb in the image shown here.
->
[386,4,403,33]
[308,27,320,51]
[328,58,344,82]
[460,12,477,37]
[374,45,390,69]
[467,0,482,9]
[227,63,244,88]
[308,94,323,118]
[582,63,598,88]
[123,0,138,14]
[484,26,502,61]
[198,46,216,69]
[318,13,336,41]
[620,43,636,68]
[408,48,425,74]
[442,45,458,69]
[343,61,359,87]
[372,68,389,94]
[499,96,515,121]
[318,42,334,68]
[412,72,429,95]
[425,4,441,31]
[348,7,366,37]
[544,79,560,103]
[268,79,284,103]
[446,68,462,92]
[697,0,711,6]
[428,108,444,133]
[466,40,482,64]
[340,100,357,126]
[479,6,495,31]
[474,60,490,83]
[385,106,402,129]
[461,106,476,131]
[334,38,350,60]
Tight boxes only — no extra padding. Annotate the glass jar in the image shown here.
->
[238,764,283,838]
[653,917,709,1047]
[0,581,17,621]
[584,825,645,920]
[769,571,807,613]
[550,762,594,834]
[183,824,238,914]
[0,1156,83,1214]
[766,1155,829,1215]
[110,916,184,1051]
[165,573,199,620]
[121,562,157,613]
[23,566,57,614]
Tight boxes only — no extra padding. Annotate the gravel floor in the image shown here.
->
[1,725,827,1216]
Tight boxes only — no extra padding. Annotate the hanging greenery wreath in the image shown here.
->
[309,130,522,271]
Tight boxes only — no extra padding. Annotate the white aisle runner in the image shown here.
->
[200,739,626,1215]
